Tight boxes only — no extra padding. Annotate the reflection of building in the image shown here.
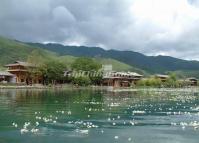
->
[0,71,15,83]
[103,71,143,87]
[5,61,42,84]
[155,74,169,82]
[186,77,198,86]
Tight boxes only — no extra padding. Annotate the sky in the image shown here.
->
[0,0,199,60]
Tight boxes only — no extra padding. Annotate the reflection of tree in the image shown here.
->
[0,89,106,122]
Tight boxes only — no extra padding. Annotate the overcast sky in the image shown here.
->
[0,0,199,60]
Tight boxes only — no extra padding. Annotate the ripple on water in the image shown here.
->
[1,89,199,143]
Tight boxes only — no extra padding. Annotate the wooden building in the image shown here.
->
[155,74,169,82]
[102,71,143,87]
[0,71,15,83]
[186,77,198,86]
[5,61,42,84]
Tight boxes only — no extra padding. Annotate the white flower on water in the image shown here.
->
[76,129,89,134]
[20,128,29,134]
[31,128,39,133]
[12,122,18,128]
[171,122,177,126]
[36,116,42,120]
[130,121,135,126]
[68,111,72,115]
[87,125,91,128]
[35,122,39,126]
[23,122,30,129]
[132,111,146,114]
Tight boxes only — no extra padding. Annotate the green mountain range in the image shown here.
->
[0,36,138,72]
[1,36,199,78]
[28,43,199,76]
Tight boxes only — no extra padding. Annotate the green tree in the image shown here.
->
[40,60,66,85]
[26,50,46,84]
[71,57,101,71]
[72,76,91,86]
[137,77,162,87]
[89,71,103,85]
[169,73,177,81]
[71,57,102,85]
[164,73,179,88]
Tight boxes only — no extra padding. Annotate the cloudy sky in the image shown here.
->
[0,0,199,60]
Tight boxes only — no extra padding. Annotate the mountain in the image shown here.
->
[0,36,59,68]
[0,36,138,72]
[29,43,199,73]
[57,55,146,73]
[1,35,199,77]
[0,36,35,67]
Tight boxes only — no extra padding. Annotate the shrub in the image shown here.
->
[137,78,162,87]
[72,76,91,86]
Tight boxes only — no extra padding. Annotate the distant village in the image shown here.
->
[0,61,198,88]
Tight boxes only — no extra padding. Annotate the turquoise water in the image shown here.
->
[0,89,199,143]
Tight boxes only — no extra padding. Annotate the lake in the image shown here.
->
[0,88,199,143]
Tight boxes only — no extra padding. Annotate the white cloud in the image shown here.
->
[53,6,76,25]
[0,0,199,60]
[131,0,199,39]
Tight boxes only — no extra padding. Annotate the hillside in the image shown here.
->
[0,36,34,66]
[55,55,145,73]
[94,58,147,74]
[0,36,58,67]
[1,36,199,77]
[29,43,199,73]
[0,36,139,72]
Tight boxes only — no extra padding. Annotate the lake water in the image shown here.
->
[0,89,199,143]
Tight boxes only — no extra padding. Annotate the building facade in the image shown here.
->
[186,78,198,86]
[102,71,143,87]
[0,71,15,83]
[155,74,169,82]
[5,61,42,84]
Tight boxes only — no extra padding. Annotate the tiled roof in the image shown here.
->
[155,74,169,78]
[5,61,34,67]
[103,71,143,79]
[187,77,197,80]
[0,71,14,76]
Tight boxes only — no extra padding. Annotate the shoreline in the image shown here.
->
[0,84,109,90]
[110,87,199,92]
[0,84,199,92]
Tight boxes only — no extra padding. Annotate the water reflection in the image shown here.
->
[0,89,199,143]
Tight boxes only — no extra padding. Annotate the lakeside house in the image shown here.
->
[102,71,143,87]
[101,65,143,87]
[155,74,169,82]
[186,77,198,86]
[0,71,15,83]
[4,61,42,84]
[0,62,198,87]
